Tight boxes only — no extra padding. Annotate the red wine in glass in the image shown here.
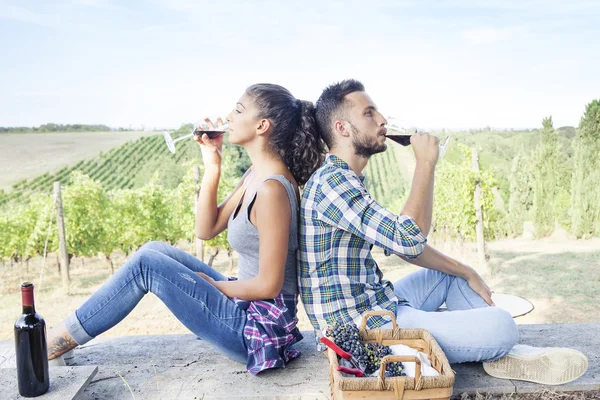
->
[385,118,416,147]
[192,128,225,139]
[385,117,451,158]
[385,134,412,146]
[164,121,229,154]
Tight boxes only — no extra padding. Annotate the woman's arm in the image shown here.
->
[195,166,253,240]
[194,120,255,240]
[199,180,291,300]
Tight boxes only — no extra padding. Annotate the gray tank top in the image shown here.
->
[227,174,299,295]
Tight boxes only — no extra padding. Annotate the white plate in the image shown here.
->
[438,292,534,318]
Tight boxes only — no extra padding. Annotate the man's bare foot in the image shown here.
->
[47,322,78,360]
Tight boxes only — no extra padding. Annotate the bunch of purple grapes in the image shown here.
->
[364,342,405,377]
[326,322,363,356]
[326,322,405,377]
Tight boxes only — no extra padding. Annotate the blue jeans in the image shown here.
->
[65,241,248,363]
[389,269,519,364]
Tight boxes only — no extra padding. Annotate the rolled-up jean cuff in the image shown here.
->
[65,311,94,345]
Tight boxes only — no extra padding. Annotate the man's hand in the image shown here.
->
[465,269,495,306]
[411,131,439,166]
[399,245,496,306]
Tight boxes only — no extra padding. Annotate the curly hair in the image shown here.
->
[246,83,325,185]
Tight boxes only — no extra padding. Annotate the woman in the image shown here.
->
[46,83,325,374]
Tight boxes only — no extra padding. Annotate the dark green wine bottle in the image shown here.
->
[14,282,49,397]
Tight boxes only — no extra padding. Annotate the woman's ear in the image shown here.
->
[256,119,271,136]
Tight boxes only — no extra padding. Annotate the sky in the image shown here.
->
[1,0,599,130]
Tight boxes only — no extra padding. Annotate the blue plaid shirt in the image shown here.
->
[298,154,428,332]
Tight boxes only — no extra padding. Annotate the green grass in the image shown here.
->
[372,237,600,325]
[489,249,600,323]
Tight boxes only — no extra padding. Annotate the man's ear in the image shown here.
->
[334,120,351,138]
[256,119,271,136]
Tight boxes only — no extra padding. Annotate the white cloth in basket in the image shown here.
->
[388,344,440,377]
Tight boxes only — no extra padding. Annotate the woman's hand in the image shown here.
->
[197,272,215,284]
[196,272,224,292]
[194,117,226,169]
[466,269,495,306]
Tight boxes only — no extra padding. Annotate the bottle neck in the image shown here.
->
[21,287,35,314]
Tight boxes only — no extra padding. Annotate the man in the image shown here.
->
[298,79,587,385]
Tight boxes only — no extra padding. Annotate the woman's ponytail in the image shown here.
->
[246,84,326,186]
[283,100,325,186]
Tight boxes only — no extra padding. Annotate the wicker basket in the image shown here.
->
[326,310,455,400]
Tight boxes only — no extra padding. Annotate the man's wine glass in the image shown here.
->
[385,117,451,159]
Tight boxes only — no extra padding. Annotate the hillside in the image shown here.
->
[0,131,153,191]
[0,124,581,244]
[0,128,409,208]
[0,128,215,205]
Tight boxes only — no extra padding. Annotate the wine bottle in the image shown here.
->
[14,282,49,397]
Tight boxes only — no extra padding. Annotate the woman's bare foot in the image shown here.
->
[47,321,78,360]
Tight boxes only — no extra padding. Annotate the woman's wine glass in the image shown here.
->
[163,120,229,154]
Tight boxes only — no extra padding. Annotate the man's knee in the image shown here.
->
[487,307,519,353]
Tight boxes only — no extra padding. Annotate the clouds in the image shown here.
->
[0,4,62,29]
[0,0,598,129]
[0,1,128,33]
[461,26,526,44]
[441,0,600,14]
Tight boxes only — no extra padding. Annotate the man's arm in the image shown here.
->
[401,132,440,236]
[399,244,495,306]
[401,161,436,236]
[315,170,427,259]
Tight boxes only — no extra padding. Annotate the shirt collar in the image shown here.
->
[325,154,366,183]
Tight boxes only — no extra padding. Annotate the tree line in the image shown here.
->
[0,123,127,133]
[1,99,598,270]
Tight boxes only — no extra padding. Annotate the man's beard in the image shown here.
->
[349,122,387,158]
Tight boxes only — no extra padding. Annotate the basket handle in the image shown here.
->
[360,310,398,331]
[378,355,421,386]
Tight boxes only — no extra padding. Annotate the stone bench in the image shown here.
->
[1,322,598,399]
